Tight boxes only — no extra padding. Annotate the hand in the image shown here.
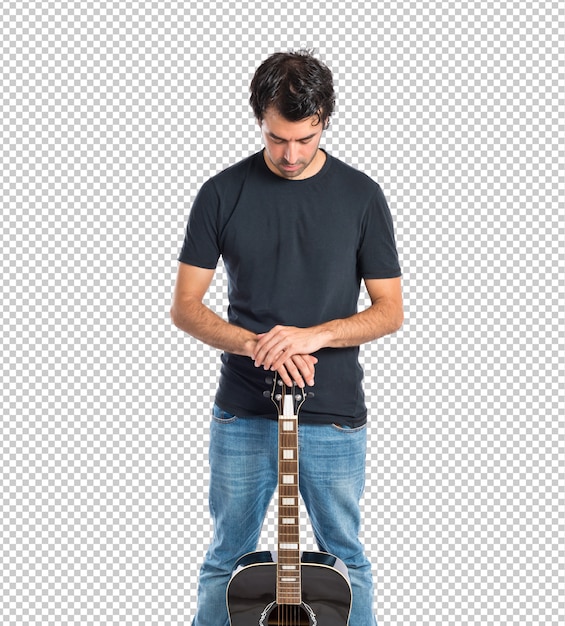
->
[253,325,329,374]
[275,353,318,388]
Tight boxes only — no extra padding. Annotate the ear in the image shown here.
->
[317,110,330,131]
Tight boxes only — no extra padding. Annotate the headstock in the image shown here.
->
[263,374,313,418]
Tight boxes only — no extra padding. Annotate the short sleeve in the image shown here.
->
[177,180,221,269]
[357,185,402,279]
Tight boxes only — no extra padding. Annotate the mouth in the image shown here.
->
[280,163,301,172]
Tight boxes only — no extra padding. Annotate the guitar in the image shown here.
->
[226,374,352,625]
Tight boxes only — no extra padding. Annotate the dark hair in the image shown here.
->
[249,50,335,127]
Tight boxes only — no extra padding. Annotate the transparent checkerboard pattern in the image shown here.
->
[1,1,563,624]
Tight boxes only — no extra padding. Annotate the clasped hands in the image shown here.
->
[252,325,328,388]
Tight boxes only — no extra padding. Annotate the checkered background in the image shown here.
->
[1,1,563,624]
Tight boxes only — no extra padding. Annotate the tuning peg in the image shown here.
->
[294,393,303,401]
[274,393,282,401]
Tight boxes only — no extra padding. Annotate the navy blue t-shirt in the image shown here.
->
[178,150,401,425]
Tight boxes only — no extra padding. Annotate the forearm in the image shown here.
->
[316,301,404,348]
[253,298,403,372]
[171,297,317,387]
[170,298,257,357]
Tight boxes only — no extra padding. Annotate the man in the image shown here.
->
[170,50,403,626]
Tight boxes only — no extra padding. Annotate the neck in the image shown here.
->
[277,393,302,605]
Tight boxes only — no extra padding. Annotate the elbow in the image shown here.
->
[395,308,405,332]
[169,303,181,329]
[389,306,404,335]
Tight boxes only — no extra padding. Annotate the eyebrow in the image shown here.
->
[268,131,318,142]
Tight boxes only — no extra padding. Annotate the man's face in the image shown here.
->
[259,107,326,180]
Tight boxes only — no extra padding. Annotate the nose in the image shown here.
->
[284,143,298,164]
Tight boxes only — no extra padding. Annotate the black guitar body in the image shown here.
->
[227,550,352,626]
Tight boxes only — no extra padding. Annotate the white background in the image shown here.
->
[1,1,564,624]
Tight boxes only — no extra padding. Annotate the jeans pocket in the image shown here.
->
[331,421,367,433]
[212,404,238,423]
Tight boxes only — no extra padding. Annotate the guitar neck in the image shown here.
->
[277,391,301,605]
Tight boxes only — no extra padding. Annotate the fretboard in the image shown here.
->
[277,393,301,605]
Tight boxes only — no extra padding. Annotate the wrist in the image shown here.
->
[242,334,259,359]
[315,322,338,349]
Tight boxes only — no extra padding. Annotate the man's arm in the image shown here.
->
[170,262,317,387]
[170,262,257,356]
[253,276,404,372]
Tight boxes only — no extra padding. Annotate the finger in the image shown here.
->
[254,325,293,357]
[254,341,279,368]
[270,347,318,379]
[276,363,293,388]
[268,346,295,372]
[280,358,305,389]
[253,330,286,367]
[260,340,293,371]
[290,355,315,387]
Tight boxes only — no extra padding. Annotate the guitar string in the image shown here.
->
[275,377,307,626]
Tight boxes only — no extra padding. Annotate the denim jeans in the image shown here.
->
[192,405,378,626]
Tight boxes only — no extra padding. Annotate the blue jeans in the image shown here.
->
[192,405,378,626]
